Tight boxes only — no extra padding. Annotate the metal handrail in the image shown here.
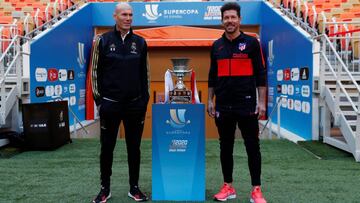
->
[0,52,20,85]
[0,36,18,62]
[321,52,359,113]
[315,34,360,92]
[315,34,360,114]
[25,2,81,38]
[260,95,287,138]
[269,0,318,36]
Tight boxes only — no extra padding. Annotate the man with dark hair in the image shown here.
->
[91,3,150,203]
[208,2,267,203]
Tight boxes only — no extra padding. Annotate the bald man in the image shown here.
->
[91,3,149,202]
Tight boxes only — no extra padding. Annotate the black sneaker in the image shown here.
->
[128,185,149,202]
[92,186,111,203]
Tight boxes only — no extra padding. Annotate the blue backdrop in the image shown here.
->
[260,3,313,140]
[29,4,93,125]
[91,1,262,27]
[29,1,314,140]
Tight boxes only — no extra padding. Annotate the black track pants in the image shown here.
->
[215,111,261,186]
[99,98,146,188]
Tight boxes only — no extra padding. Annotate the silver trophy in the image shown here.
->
[168,57,192,103]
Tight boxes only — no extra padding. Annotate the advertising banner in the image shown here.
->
[29,5,93,125]
[261,3,313,140]
[152,104,205,201]
[92,1,262,27]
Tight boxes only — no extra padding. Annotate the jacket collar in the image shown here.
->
[113,25,133,40]
[222,31,245,43]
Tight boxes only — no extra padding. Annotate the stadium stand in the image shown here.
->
[269,0,360,161]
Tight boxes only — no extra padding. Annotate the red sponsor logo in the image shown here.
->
[232,53,248,58]
[48,68,58,82]
[283,68,291,81]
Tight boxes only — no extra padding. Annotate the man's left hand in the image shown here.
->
[255,102,266,119]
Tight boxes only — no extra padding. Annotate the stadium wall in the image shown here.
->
[29,4,94,125]
[260,2,314,140]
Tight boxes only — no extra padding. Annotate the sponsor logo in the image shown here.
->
[48,68,58,82]
[295,85,301,95]
[301,85,310,97]
[204,6,221,20]
[30,122,47,128]
[300,67,309,80]
[302,101,311,114]
[77,42,86,68]
[45,85,54,97]
[294,100,302,111]
[35,86,45,97]
[291,67,299,81]
[63,86,68,94]
[287,98,294,110]
[69,84,76,93]
[277,69,283,81]
[169,139,188,152]
[55,85,62,96]
[68,70,75,80]
[283,68,291,81]
[35,68,47,82]
[166,109,190,129]
[287,84,294,95]
[58,69,67,81]
[232,53,248,58]
[281,84,287,94]
[143,4,162,21]
[70,96,76,106]
[109,43,116,52]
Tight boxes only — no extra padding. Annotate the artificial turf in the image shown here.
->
[0,139,359,203]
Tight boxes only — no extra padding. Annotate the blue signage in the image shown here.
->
[152,104,205,201]
[29,4,93,125]
[261,3,313,140]
[92,1,262,27]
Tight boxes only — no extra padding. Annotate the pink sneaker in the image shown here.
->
[250,186,267,203]
[213,183,236,201]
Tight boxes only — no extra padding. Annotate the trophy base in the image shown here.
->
[169,89,192,103]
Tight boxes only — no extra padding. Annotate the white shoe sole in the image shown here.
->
[128,192,148,202]
[214,194,236,201]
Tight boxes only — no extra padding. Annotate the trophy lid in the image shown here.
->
[171,57,190,72]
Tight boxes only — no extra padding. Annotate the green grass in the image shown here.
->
[0,139,360,202]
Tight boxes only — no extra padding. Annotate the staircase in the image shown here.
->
[0,29,25,147]
[319,34,360,161]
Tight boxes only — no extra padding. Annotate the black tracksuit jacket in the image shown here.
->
[208,31,266,115]
[93,27,149,106]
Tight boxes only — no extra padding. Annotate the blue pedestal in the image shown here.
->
[152,104,205,201]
